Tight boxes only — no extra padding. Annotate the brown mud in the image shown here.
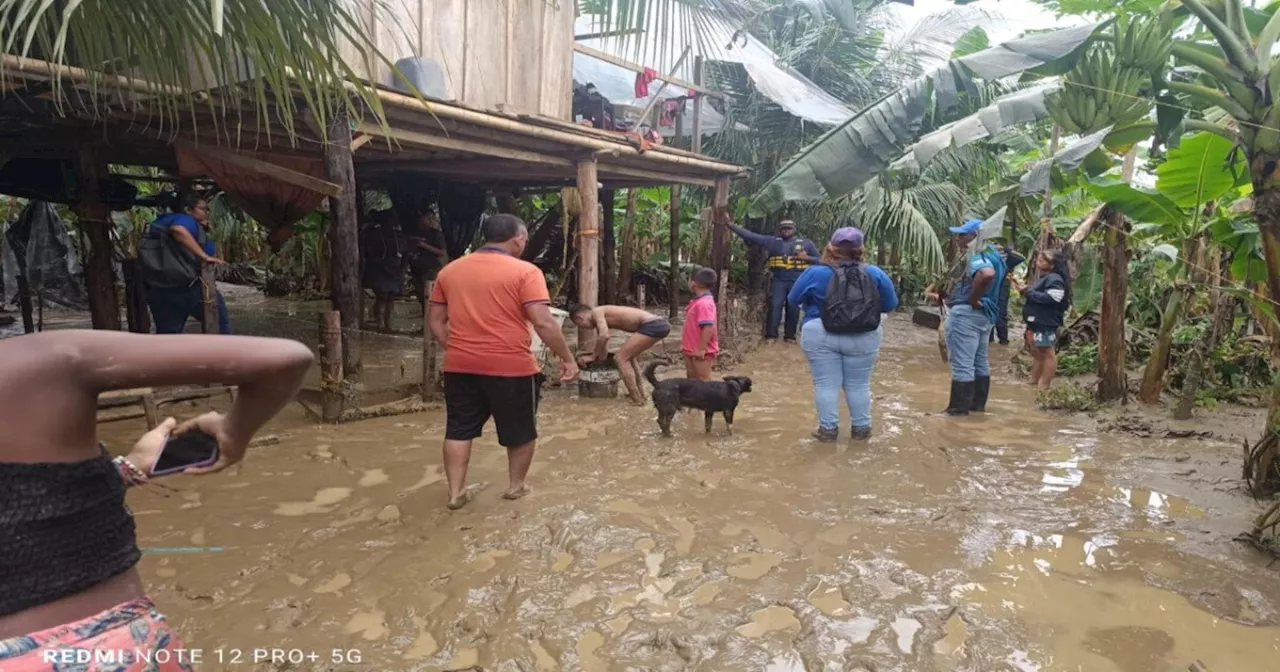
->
[56,309,1280,670]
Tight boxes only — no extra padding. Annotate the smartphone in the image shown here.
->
[151,431,219,476]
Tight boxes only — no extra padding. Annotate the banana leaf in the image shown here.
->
[751,22,1104,213]
[1086,179,1183,226]
[1154,132,1244,209]
[1019,125,1113,196]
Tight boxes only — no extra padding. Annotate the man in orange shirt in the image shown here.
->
[427,214,578,510]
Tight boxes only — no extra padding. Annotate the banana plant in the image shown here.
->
[1086,132,1246,404]
[1139,0,1280,497]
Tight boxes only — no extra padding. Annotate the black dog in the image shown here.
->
[643,361,752,436]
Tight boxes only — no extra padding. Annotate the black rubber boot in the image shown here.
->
[850,425,872,441]
[812,426,838,443]
[945,380,975,416]
[972,376,991,413]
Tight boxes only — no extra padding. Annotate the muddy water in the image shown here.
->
[100,315,1280,671]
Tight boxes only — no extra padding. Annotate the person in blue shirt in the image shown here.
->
[787,227,898,442]
[144,193,232,335]
[931,218,1005,416]
[729,219,820,343]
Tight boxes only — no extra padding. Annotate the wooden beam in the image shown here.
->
[577,160,601,346]
[173,139,342,198]
[573,44,722,99]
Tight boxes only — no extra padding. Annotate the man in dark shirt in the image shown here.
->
[991,243,1025,345]
[407,212,449,313]
[728,219,819,343]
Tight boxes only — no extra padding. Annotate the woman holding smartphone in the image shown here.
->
[0,331,312,669]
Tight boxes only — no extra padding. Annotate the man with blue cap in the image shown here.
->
[935,217,1006,415]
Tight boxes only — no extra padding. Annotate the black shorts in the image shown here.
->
[637,318,672,339]
[444,373,541,447]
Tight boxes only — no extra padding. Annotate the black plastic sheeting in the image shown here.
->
[3,201,86,311]
[0,158,139,210]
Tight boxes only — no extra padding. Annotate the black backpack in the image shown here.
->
[820,262,882,334]
[138,218,203,289]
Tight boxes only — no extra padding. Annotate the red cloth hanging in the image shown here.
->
[659,99,680,128]
[634,67,657,98]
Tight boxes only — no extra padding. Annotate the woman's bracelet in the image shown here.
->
[112,455,150,488]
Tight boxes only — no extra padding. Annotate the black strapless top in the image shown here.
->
[0,452,140,616]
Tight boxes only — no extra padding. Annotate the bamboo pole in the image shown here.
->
[577,160,601,346]
[369,88,742,175]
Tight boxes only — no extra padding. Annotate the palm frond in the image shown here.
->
[0,0,398,140]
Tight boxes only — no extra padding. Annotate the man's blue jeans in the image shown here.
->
[800,320,882,430]
[766,274,800,340]
[148,285,232,335]
[945,303,991,383]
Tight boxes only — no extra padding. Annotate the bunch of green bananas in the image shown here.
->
[1044,46,1152,135]
[1113,14,1173,73]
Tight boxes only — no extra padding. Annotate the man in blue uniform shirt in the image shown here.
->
[728,219,819,343]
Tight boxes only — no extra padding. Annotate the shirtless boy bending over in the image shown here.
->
[570,305,671,403]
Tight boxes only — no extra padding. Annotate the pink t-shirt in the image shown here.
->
[681,293,719,356]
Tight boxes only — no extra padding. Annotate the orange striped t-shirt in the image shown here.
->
[429,248,551,376]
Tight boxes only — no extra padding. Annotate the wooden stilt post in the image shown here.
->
[324,108,362,378]
[319,311,344,422]
[200,264,218,333]
[577,159,601,346]
[15,272,33,333]
[421,286,440,402]
[76,144,120,331]
[602,189,617,305]
[669,180,681,320]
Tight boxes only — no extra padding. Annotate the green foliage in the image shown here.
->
[1037,383,1099,412]
[1057,342,1099,377]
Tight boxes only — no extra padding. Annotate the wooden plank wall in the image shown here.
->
[339,0,573,119]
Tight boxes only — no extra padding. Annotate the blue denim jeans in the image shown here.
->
[945,303,991,382]
[147,285,232,335]
[800,319,882,430]
[765,274,800,340]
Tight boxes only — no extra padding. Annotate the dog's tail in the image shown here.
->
[643,361,665,388]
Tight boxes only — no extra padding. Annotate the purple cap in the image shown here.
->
[830,227,864,248]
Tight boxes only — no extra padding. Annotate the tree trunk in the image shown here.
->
[618,189,637,300]
[1174,279,1235,419]
[324,108,362,377]
[745,215,770,300]
[1137,282,1192,404]
[1097,209,1130,402]
[1245,178,1280,496]
[601,189,617,305]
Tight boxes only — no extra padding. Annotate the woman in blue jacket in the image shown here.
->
[1013,249,1071,389]
[787,228,899,442]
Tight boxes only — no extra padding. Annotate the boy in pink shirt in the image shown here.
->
[682,267,720,380]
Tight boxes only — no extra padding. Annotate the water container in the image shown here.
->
[393,57,449,99]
